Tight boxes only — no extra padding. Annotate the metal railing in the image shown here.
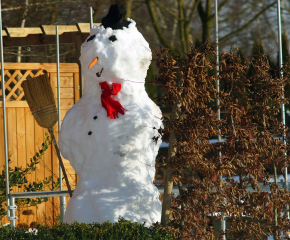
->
[8,190,72,227]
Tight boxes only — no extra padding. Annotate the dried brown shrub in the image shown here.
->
[154,42,290,239]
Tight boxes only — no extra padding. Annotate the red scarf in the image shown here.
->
[99,81,127,119]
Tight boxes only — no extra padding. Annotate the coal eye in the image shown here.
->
[87,34,96,42]
[109,35,117,42]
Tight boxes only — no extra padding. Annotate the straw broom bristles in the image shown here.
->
[21,74,58,129]
[21,73,72,197]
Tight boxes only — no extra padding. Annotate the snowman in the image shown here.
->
[59,4,162,225]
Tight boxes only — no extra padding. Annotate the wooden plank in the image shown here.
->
[41,25,78,35]
[16,108,26,171]
[44,129,52,190]
[2,30,7,37]
[7,108,17,192]
[0,63,79,72]
[0,109,4,172]
[50,74,60,223]
[16,108,26,163]
[50,73,57,95]
[53,76,74,88]
[25,109,35,183]
[61,110,67,121]
[34,120,45,223]
[60,77,73,88]
[59,73,73,77]
[52,196,59,226]
[74,72,80,103]
[60,99,74,110]
[43,197,55,226]
[63,164,76,189]
[24,108,37,224]
[3,32,89,48]
[0,101,29,108]
[5,27,42,37]
[54,87,74,99]
[51,124,60,224]
[44,128,54,226]
[16,108,26,224]
[41,128,50,225]
[76,23,101,33]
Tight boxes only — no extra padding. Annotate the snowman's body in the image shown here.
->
[59,20,162,225]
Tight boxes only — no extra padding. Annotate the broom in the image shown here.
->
[21,73,72,198]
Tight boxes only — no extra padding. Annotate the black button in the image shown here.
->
[93,116,98,120]
[88,131,92,135]
[109,35,117,42]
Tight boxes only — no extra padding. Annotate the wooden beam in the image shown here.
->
[3,32,89,47]
[73,72,80,102]
[76,23,101,33]
[4,27,42,37]
[40,25,78,35]
[0,101,29,108]
[0,63,79,72]
[74,33,84,96]
[1,22,102,47]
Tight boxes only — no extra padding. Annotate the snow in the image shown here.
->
[59,19,162,226]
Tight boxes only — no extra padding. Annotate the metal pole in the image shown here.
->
[277,0,289,220]
[215,0,220,142]
[56,26,66,222]
[0,3,11,223]
[9,196,17,227]
[10,190,72,199]
[215,0,226,238]
[9,197,16,227]
[90,7,94,29]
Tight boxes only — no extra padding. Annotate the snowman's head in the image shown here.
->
[80,6,152,84]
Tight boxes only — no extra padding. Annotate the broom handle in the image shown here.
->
[48,128,73,198]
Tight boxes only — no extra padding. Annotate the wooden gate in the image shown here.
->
[0,63,80,226]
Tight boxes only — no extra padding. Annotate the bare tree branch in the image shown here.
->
[145,0,180,55]
[186,0,200,25]
[151,0,178,19]
[220,2,276,42]
[218,0,230,11]
[2,1,87,11]
[219,2,260,23]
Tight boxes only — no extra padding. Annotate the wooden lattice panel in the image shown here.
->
[1,69,44,101]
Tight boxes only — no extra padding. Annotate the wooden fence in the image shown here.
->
[0,63,80,226]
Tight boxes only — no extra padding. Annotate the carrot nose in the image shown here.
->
[88,57,98,69]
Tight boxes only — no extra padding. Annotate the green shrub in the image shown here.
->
[0,218,172,239]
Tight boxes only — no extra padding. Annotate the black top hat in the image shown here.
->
[101,4,131,30]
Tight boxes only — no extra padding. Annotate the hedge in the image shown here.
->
[0,218,172,240]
